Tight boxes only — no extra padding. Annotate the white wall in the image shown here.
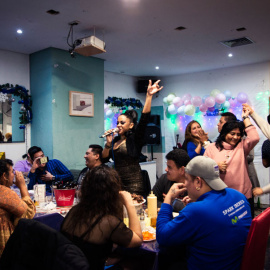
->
[0,49,31,163]
[159,61,270,204]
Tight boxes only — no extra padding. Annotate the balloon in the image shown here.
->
[224,90,232,100]
[106,109,113,118]
[182,93,192,102]
[237,92,248,104]
[184,100,192,106]
[208,106,215,112]
[215,103,222,109]
[199,104,208,112]
[177,105,185,116]
[172,97,183,107]
[104,104,109,112]
[191,96,202,107]
[205,96,215,108]
[195,107,200,113]
[215,93,226,104]
[202,95,210,103]
[210,89,221,97]
[229,98,238,108]
[184,105,195,116]
[167,94,176,104]
[168,104,177,115]
[223,100,230,109]
[163,97,168,104]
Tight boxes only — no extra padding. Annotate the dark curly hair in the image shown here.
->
[120,110,138,135]
[166,149,190,168]
[215,121,245,151]
[0,159,13,185]
[63,166,123,235]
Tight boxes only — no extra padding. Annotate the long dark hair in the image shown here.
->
[215,120,245,151]
[120,110,138,136]
[63,166,123,234]
[182,120,201,150]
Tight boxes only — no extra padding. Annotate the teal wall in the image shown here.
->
[12,95,25,142]
[30,48,104,170]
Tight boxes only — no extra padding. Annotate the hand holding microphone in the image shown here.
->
[99,128,119,138]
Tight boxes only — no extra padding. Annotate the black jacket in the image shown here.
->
[0,219,90,270]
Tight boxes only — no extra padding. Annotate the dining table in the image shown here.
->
[33,201,160,270]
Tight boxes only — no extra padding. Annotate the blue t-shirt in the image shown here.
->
[157,188,252,270]
[187,141,205,159]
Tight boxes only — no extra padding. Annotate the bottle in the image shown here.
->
[140,213,146,231]
[147,191,157,227]
[257,197,261,209]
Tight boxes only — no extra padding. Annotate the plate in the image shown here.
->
[133,198,146,206]
[142,226,156,241]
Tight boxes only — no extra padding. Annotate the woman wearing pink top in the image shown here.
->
[204,108,259,216]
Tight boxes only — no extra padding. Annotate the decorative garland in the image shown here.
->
[0,83,32,129]
[105,96,143,109]
[104,96,143,118]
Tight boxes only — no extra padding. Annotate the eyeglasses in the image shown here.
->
[117,121,126,125]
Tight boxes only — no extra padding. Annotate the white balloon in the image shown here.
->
[177,105,185,116]
[167,94,176,104]
[105,109,113,118]
[184,105,195,116]
[168,104,177,114]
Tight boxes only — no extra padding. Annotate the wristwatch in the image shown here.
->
[242,116,250,121]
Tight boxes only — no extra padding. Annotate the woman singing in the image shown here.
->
[102,80,163,196]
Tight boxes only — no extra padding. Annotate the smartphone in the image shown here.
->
[40,156,48,164]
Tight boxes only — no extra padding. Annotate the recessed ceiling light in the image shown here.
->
[155,66,159,70]
[17,29,23,34]
[228,53,233,57]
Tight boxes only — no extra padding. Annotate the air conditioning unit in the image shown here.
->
[74,36,106,57]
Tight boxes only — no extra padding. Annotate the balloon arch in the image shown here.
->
[163,89,249,117]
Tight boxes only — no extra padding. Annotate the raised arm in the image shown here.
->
[142,80,163,113]
[243,103,270,139]
[120,191,143,247]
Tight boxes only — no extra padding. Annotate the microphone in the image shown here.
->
[99,128,119,138]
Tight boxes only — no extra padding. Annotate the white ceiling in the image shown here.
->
[1,0,270,77]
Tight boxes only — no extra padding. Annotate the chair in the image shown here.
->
[141,169,151,198]
[0,219,90,270]
[240,207,270,270]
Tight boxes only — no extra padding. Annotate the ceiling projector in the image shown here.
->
[74,36,106,57]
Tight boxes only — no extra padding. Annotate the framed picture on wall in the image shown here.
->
[69,91,94,117]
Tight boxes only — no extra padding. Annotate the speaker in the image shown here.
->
[144,115,161,145]
[137,80,149,93]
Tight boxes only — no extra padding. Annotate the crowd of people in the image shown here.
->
[1,80,270,269]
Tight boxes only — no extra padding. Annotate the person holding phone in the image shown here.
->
[27,146,74,192]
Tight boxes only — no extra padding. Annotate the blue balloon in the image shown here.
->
[202,95,210,103]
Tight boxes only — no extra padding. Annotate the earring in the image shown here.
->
[196,187,200,191]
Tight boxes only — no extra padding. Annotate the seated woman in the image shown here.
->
[0,159,35,257]
[14,147,34,177]
[182,120,209,159]
[204,108,259,215]
[61,166,143,269]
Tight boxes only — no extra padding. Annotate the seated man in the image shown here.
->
[28,146,73,192]
[77,144,103,187]
[152,149,190,212]
[157,156,252,270]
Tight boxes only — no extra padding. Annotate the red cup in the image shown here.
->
[54,188,76,207]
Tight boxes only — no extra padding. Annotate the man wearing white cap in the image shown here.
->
[157,156,252,270]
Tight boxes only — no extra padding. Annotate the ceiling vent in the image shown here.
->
[220,37,254,48]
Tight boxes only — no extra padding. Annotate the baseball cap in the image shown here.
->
[185,156,227,191]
